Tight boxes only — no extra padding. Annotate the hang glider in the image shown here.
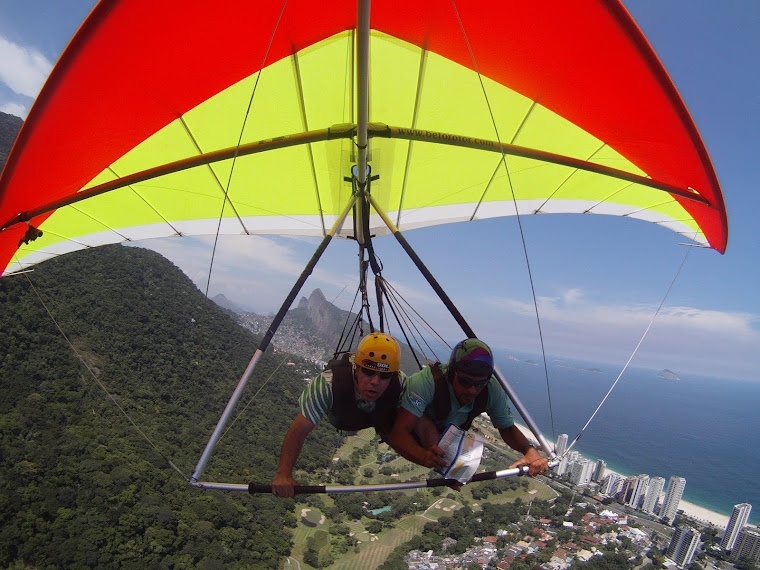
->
[0,0,727,277]
[0,0,729,494]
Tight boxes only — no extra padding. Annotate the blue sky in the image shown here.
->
[1,1,759,381]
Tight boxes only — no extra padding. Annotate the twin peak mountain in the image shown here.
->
[218,289,419,371]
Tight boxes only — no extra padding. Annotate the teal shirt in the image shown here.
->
[400,363,514,429]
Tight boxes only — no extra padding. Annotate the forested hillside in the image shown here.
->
[0,245,344,568]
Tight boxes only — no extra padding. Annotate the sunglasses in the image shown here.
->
[456,371,490,389]
[360,366,393,380]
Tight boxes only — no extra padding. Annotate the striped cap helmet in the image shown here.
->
[448,338,494,378]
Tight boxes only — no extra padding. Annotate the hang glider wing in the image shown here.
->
[0,0,728,275]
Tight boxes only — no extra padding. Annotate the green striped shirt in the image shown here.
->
[299,370,335,425]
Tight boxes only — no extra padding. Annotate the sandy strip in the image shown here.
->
[677,499,729,528]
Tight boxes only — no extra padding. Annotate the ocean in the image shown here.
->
[497,353,760,526]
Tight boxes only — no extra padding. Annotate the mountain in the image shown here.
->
[0,111,23,169]
[237,293,334,363]
[0,244,344,568]
[235,288,423,372]
[211,292,244,314]
[235,288,360,363]
[295,287,347,342]
[658,368,682,381]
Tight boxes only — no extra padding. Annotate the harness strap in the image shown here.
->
[328,354,401,435]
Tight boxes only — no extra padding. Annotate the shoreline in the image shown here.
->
[517,424,730,529]
[676,498,729,529]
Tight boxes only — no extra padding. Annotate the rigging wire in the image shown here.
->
[564,237,699,457]
[383,279,451,354]
[219,352,299,442]
[333,284,364,359]
[374,277,425,370]
[381,278,450,365]
[18,265,190,482]
[203,0,290,298]
[358,249,376,334]
[450,0,557,443]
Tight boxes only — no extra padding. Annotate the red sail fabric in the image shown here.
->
[0,0,727,273]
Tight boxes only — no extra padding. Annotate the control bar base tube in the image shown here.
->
[245,460,559,495]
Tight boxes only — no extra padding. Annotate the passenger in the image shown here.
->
[388,338,548,477]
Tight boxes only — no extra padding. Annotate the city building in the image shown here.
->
[592,459,606,483]
[601,472,623,497]
[557,450,582,477]
[556,454,570,476]
[661,476,686,524]
[570,459,595,486]
[642,476,665,515]
[721,503,753,551]
[622,474,649,509]
[731,526,760,564]
[556,433,568,456]
[666,525,701,568]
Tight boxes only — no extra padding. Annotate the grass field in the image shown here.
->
[284,481,555,568]
[328,516,427,570]
[284,421,559,568]
[421,497,462,521]
[333,429,377,462]
[288,510,325,566]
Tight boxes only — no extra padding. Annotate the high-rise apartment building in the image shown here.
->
[601,472,623,497]
[642,476,665,515]
[556,454,569,476]
[731,526,760,564]
[556,433,568,456]
[721,503,753,551]
[592,459,606,482]
[661,476,686,523]
[570,458,595,486]
[557,450,582,477]
[622,474,649,509]
[666,525,701,568]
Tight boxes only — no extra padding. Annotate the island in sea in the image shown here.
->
[658,368,682,381]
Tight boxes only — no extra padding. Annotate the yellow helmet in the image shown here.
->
[355,333,401,373]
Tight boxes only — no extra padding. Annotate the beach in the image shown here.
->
[516,424,730,529]
[673,499,728,529]
[597,467,729,529]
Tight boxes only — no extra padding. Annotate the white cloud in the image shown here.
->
[0,35,52,99]
[133,235,364,312]
[490,287,757,339]
[479,287,760,380]
[128,238,760,380]
[0,100,27,117]
[562,288,584,304]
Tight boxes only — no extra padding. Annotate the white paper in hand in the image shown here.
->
[436,424,484,483]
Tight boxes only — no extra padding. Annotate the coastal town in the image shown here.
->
[395,434,758,570]
[284,415,758,570]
